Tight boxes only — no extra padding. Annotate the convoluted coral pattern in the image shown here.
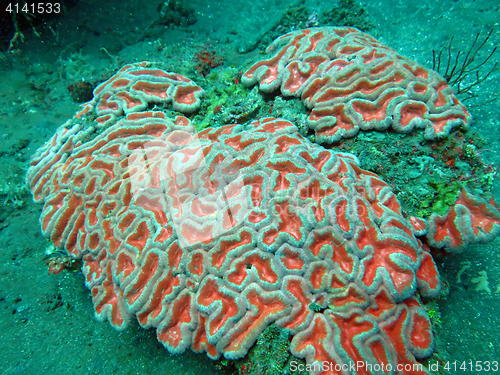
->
[28,71,441,371]
[27,42,500,373]
[242,27,471,143]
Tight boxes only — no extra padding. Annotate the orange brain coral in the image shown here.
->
[243,27,471,143]
[27,60,442,372]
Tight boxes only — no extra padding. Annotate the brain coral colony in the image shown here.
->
[27,28,500,374]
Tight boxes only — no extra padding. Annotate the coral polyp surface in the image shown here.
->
[243,27,471,143]
[27,29,500,375]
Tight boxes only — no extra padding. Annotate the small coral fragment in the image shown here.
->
[426,189,500,252]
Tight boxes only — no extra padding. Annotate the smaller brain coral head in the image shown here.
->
[74,61,204,126]
[242,27,471,143]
